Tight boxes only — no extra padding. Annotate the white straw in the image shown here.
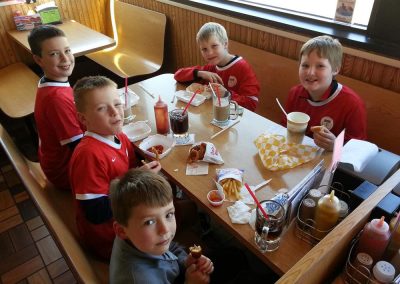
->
[253,179,272,191]
[210,119,240,139]
[138,84,155,99]
[276,98,288,117]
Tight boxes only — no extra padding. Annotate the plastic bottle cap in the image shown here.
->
[373,261,395,283]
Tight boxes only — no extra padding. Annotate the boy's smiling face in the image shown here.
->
[78,85,124,139]
[115,201,176,256]
[33,36,74,82]
[199,34,230,66]
[299,49,339,101]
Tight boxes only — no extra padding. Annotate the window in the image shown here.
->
[228,0,374,28]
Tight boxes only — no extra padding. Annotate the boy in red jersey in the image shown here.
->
[283,35,367,151]
[28,25,84,190]
[174,22,260,112]
[69,76,161,259]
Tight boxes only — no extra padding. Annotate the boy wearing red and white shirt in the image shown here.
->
[69,76,161,260]
[174,22,260,112]
[283,35,367,151]
[28,25,85,190]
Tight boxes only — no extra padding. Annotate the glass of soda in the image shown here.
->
[169,109,189,144]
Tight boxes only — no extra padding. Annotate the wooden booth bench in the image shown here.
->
[87,1,167,80]
[0,125,109,284]
[230,40,400,154]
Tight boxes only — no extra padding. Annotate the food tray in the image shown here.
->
[138,134,175,159]
[175,90,206,106]
[295,182,350,245]
[122,121,151,142]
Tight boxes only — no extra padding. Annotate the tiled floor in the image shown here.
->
[0,149,77,284]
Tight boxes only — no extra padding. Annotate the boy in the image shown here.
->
[28,25,85,190]
[174,22,260,112]
[69,76,161,259]
[283,35,367,151]
[109,169,213,284]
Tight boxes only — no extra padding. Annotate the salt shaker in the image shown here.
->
[372,261,395,283]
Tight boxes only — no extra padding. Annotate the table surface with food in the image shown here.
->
[124,73,331,275]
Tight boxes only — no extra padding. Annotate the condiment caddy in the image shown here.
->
[295,182,350,245]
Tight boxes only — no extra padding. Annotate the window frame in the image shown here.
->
[166,0,400,60]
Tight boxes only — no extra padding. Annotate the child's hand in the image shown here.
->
[186,254,214,275]
[185,263,211,284]
[140,160,161,173]
[311,126,335,151]
[197,71,223,85]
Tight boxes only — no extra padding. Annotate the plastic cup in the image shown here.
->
[286,112,310,144]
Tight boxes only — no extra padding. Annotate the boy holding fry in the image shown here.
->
[283,35,367,151]
[69,76,161,259]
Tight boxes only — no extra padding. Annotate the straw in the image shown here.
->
[125,77,128,107]
[210,119,240,139]
[244,183,269,220]
[276,98,287,117]
[182,89,200,115]
[208,82,221,106]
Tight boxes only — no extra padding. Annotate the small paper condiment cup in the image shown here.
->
[207,190,225,207]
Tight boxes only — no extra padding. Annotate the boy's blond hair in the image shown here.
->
[110,169,173,226]
[73,76,117,112]
[196,22,228,44]
[300,35,343,71]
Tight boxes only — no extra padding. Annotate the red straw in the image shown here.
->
[244,183,269,220]
[124,77,128,107]
[182,89,200,115]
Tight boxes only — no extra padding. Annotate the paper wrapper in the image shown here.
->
[254,133,319,171]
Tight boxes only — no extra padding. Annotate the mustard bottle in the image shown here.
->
[385,213,400,259]
[313,190,340,240]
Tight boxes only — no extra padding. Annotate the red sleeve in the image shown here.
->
[343,95,367,143]
[119,133,138,168]
[174,65,216,83]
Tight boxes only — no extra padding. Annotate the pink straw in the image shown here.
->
[182,89,200,115]
[124,77,128,107]
[244,183,269,220]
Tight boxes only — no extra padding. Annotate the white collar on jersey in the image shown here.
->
[307,83,343,107]
[84,131,122,149]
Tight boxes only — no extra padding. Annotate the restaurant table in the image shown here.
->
[8,20,115,57]
[129,74,331,276]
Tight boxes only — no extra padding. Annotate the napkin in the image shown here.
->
[340,139,378,172]
[254,133,319,171]
[226,201,251,224]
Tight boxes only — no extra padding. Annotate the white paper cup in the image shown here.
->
[286,112,310,144]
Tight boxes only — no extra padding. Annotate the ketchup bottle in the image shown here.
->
[154,96,170,134]
[356,216,390,263]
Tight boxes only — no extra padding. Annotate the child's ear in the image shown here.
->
[332,66,340,76]
[32,54,42,67]
[77,112,87,126]
[113,221,128,239]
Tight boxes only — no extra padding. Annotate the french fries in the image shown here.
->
[220,178,242,200]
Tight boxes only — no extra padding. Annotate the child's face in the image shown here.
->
[299,49,339,100]
[78,85,124,138]
[199,35,229,66]
[117,201,176,256]
[33,36,74,82]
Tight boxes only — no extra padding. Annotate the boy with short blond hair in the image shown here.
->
[28,25,85,190]
[283,35,367,150]
[70,76,160,260]
[174,22,260,111]
[109,168,213,284]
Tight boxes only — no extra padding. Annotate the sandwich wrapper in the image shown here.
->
[254,133,319,171]
[226,201,251,224]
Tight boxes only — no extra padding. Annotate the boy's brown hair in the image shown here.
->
[196,22,228,44]
[28,25,66,57]
[300,35,343,71]
[110,169,173,226]
[73,75,117,112]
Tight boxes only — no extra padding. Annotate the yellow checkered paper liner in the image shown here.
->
[254,133,319,171]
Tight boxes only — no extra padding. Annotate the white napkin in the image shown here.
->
[226,201,251,224]
[340,139,379,172]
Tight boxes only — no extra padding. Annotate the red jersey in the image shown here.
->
[34,80,84,190]
[174,56,260,111]
[69,132,137,259]
[283,83,367,143]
